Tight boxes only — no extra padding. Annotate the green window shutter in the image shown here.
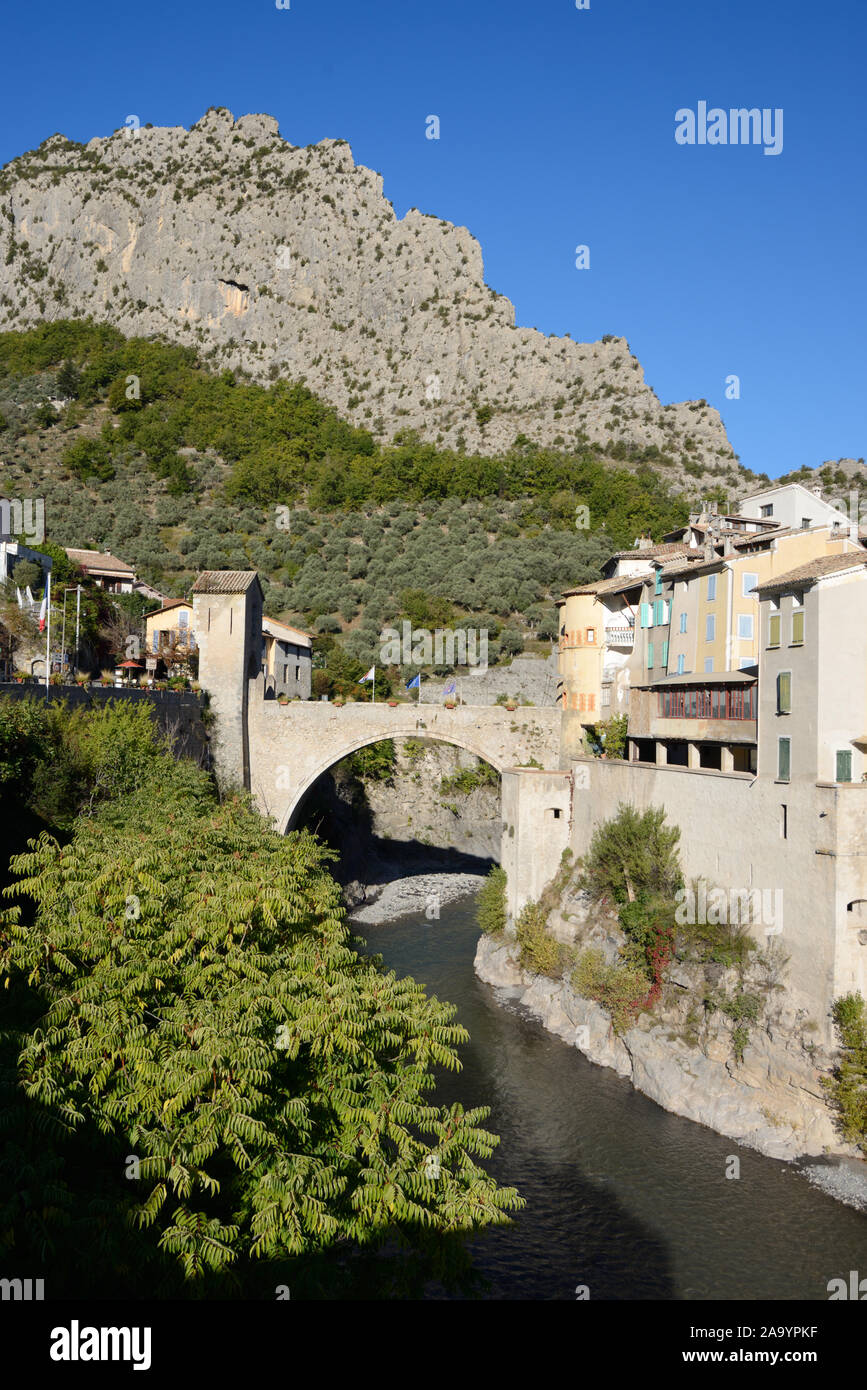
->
[769,613,781,647]
[778,737,791,781]
[654,599,664,625]
[640,602,651,628]
[777,671,792,713]
[661,639,669,668]
[655,571,663,595]
[836,749,852,783]
[647,642,654,669]
[792,610,804,645]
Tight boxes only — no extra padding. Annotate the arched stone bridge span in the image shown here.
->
[246,697,563,832]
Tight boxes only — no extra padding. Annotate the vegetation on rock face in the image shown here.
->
[515,899,564,977]
[0,700,522,1296]
[475,866,507,938]
[824,993,867,1155]
[578,803,682,909]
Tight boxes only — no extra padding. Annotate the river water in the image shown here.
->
[356,891,867,1301]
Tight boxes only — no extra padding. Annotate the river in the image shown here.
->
[356,890,867,1301]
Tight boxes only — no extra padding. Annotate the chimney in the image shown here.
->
[723,534,735,557]
[703,535,714,562]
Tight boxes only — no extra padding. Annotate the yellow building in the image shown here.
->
[557,574,643,723]
[662,524,862,678]
[144,599,195,662]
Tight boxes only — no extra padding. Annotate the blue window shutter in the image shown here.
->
[680,611,687,633]
[647,642,654,669]
[641,602,651,628]
[655,571,662,595]
[661,639,669,668]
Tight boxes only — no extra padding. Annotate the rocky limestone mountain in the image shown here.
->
[0,106,738,481]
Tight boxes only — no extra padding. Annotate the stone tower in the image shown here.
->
[191,571,263,790]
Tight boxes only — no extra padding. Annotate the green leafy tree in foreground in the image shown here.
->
[0,747,522,1293]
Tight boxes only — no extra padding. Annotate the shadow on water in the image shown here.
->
[355,893,867,1302]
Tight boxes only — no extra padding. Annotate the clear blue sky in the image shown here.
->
[2,0,864,477]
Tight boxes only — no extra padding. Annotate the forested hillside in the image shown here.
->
[1,320,723,675]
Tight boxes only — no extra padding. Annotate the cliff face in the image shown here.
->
[0,107,737,481]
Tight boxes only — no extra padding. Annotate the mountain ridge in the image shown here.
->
[0,106,739,488]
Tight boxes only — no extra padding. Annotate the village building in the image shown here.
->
[262,616,312,699]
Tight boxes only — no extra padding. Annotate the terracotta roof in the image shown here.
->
[608,542,686,560]
[65,547,135,576]
[754,552,867,597]
[659,553,723,578]
[191,570,261,594]
[145,597,191,618]
[558,573,645,602]
[262,615,313,647]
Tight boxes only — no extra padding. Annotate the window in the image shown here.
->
[704,657,714,673]
[778,737,791,781]
[601,685,611,707]
[151,631,158,653]
[738,613,754,640]
[777,671,792,714]
[654,570,663,595]
[801,517,811,529]
[640,602,652,628]
[705,614,716,642]
[177,609,189,628]
[791,610,804,645]
[761,504,774,517]
[742,572,759,597]
[586,628,595,643]
[707,574,717,601]
[739,657,755,670]
[661,639,669,667]
[677,653,685,674]
[780,804,788,840]
[647,642,654,669]
[768,613,781,647]
[680,611,687,634]
[836,750,853,783]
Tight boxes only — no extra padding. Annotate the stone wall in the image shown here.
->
[566,755,867,1043]
[418,653,560,707]
[0,683,209,765]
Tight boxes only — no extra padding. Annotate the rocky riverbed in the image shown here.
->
[348,870,486,925]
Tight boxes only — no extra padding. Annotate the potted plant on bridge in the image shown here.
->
[277,693,289,705]
[332,696,345,708]
[504,700,517,711]
[444,697,457,709]
[387,697,399,707]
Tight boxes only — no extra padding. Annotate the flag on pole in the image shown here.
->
[38,591,48,632]
[443,680,456,697]
[406,673,420,690]
[358,666,375,683]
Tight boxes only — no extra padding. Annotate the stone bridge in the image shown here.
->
[192,572,572,920]
[246,692,563,832]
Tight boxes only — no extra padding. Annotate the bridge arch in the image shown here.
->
[245,701,562,838]
[277,726,507,834]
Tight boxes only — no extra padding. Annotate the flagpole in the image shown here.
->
[372,663,375,704]
[418,673,421,704]
[44,569,51,693]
